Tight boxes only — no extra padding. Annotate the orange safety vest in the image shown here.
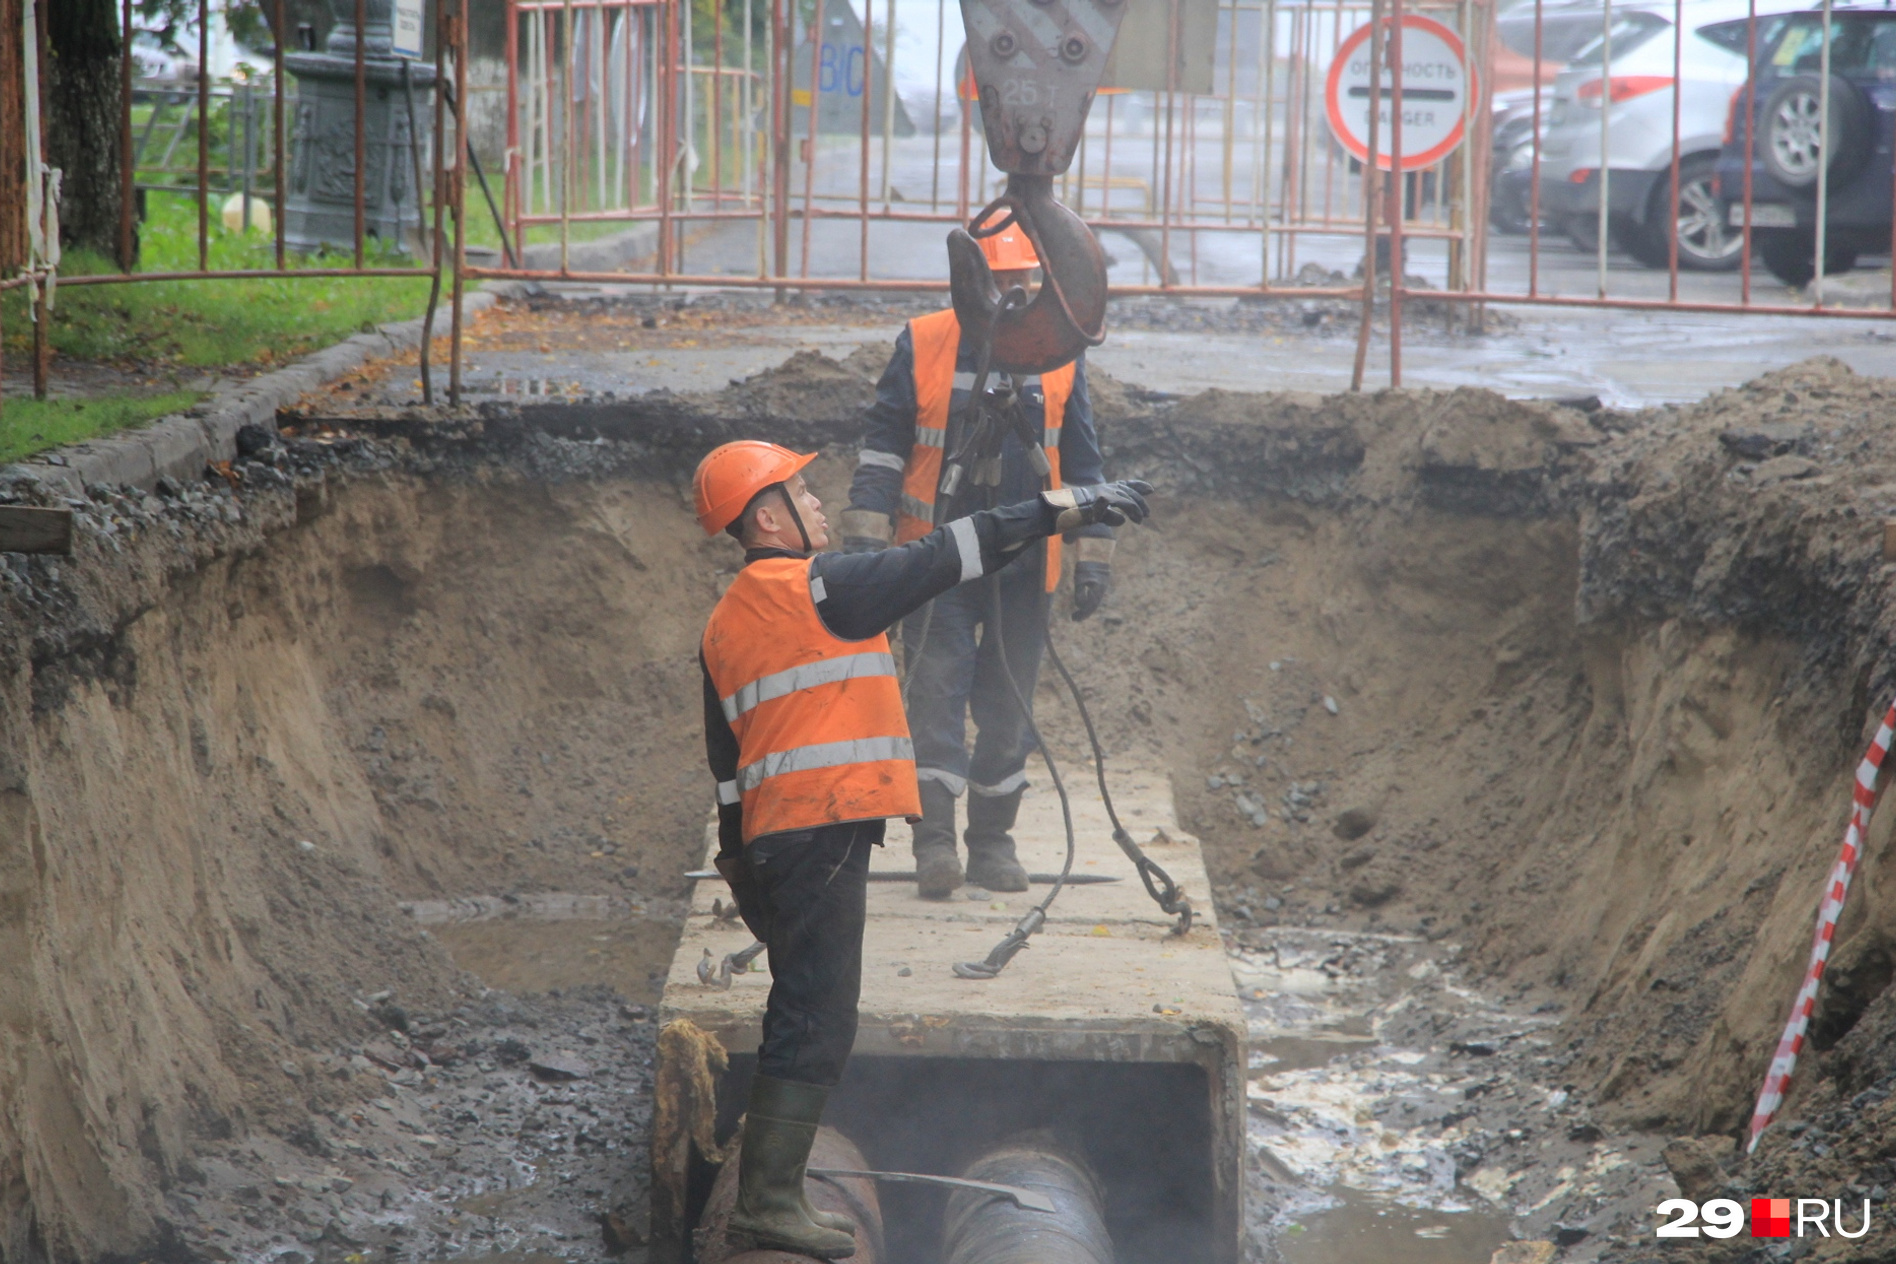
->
[702,557,922,843]
[893,308,1074,593]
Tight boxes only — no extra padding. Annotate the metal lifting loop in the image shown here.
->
[949,180,1109,375]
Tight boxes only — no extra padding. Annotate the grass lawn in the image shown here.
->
[0,191,436,462]
[0,392,207,465]
[5,191,434,371]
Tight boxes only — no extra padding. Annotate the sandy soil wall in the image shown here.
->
[0,462,722,1262]
[3,349,1895,1258]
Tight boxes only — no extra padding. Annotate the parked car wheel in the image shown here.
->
[1625,155,1745,271]
[1760,75,1871,190]
[1490,164,1536,235]
[1756,228,1858,287]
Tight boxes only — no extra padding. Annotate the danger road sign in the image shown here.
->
[1324,14,1475,172]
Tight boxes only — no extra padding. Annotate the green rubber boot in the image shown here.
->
[729,1075,857,1258]
[912,780,963,899]
[964,785,1030,892]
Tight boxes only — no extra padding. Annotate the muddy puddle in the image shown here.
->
[1279,1187,1513,1264]
[1228,927,1670,1263]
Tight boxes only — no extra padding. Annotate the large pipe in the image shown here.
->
[944,1136,1115,1264]
[695,1126,884,1264]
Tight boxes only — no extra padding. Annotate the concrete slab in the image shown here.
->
[664,768,1239,1059]
[656,770,1246,1264]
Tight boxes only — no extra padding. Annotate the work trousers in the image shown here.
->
[747,818,881,1087]
[900,550,1050,800]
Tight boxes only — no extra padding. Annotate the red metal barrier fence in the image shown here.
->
[6,0,1894,412]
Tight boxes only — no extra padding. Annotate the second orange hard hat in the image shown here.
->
[976,210,1040,272]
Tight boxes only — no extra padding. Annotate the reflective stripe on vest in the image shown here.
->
[721,651,899,723]
[895,308,1074,592]
[738,735,916,794]
[702,557,921,842]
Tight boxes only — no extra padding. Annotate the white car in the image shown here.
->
[1534,0,1798,269]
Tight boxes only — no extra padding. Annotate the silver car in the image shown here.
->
[1535,0,1797,269]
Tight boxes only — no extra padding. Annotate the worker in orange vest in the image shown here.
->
[695,441,1149,1258]
[838,218,1115,899]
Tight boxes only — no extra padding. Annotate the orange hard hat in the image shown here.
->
[976,210,1039,271]
[693,440,818,536]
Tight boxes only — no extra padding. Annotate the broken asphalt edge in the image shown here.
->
[0,290,499,499]
[0,221,666,500]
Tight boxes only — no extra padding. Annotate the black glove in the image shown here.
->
[1045,480,1153,532]
[1072,560,1111,621]
[713,851,771,942]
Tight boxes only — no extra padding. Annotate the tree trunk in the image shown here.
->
[42,0,125,261]
[0,0,26,273]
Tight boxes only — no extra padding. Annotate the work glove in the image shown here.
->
[1044,480,1153,532]
[843,537,886,554]
[1071,561,1111,621]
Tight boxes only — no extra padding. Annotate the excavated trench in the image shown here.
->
[5,340,1896,1264]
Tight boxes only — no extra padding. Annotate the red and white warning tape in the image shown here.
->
[1747,697,1896,1153]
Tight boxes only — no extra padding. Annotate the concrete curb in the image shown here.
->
[475,224,659,298]
[1,291,498,497]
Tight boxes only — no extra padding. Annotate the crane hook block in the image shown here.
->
[958,0,1129,177]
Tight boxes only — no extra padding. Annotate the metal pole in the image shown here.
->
[744,0,754,209]
[659,0,676,273]
[275,0,286,268]
[403,61,434,259]
[930,0,944,209]
[1389,0,1402,386]
[562,0,573,270]
[1284,9,1302,274]
[451,0,469,403]
[1741,0,1754,303]
[1222,0,1236,222]
[1456,0,1471,295]
[774,0,790,284]
[29,0,49,398]
[684,0,695,240]
[1158,0,1179,290]
[879,0,895,208]
[859,0,872,279]
[956,43,971,220]
[121,0,135,269]
[1595,0,1609,298]
[1666,0,1680,299]
[800,0,821,275]
[199,0,210,270]
[423,0,448,404]
[507,0,520,240]
[713,0,725,212]
[1815,0,1832,306]
[1350,0,1383,392]
[356,0,368,266]
[1261,0,1275,281]
[242,82,255,230]
[1528,0,1541,296]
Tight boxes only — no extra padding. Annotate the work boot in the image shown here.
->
[729,1075,858,1259]
[964,786,1030,892]
[912,780,962,900]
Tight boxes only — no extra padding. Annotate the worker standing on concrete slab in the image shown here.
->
[694,440,1149,1260]
[839,220,1116,901]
